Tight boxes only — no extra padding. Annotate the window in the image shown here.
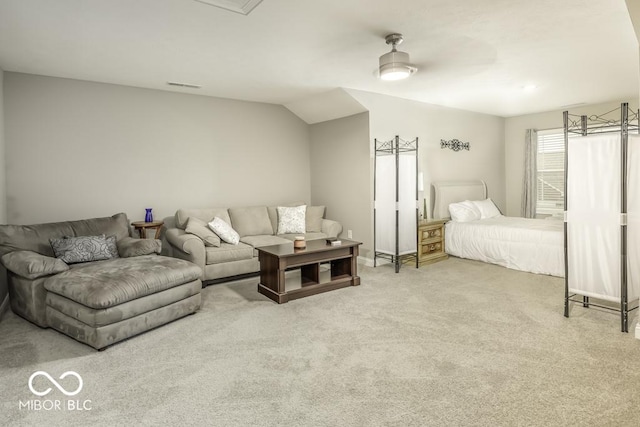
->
[536,129,565,215]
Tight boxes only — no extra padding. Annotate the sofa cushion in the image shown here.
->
[205,242,254,265]
[44,255,201,309]
[228,206,273,237]
[277,205,306,234]
[185,217,221,247]
[175,208,230,230]
[240,235,293,257]
[1,250,69,279]
[0,212,130,258]
[306,206,326,232]
[50,235,116,264]
[240,235,292,248]
[46,279,201,327]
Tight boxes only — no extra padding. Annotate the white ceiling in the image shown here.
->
[0,0,638,119]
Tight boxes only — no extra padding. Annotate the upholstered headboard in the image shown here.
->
[432,180,487,219]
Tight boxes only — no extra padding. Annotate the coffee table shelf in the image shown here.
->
[257,239,361,303]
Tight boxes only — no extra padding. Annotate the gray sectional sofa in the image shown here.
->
[0,213,202,350]
[165,205,342,283]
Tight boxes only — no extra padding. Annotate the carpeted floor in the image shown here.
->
[1,257,639,427]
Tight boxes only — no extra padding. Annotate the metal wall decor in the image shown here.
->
[440,139,470,151]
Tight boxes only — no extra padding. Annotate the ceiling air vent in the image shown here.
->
[167,81,201,89]
[193,0,264,15]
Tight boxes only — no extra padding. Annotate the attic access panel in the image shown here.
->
[194,0,264,15]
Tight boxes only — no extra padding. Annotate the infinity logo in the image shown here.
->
[28,371,83,397]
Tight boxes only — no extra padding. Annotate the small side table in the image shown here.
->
[418,219,449,266]
[131,220,164,239]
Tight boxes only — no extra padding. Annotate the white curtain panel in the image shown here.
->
[627,135,640,301]
[567,133,622,302]
[521,129,538,218]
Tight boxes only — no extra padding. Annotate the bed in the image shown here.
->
[432,180,564,277]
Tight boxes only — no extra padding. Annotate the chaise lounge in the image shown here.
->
[0,213,202,350]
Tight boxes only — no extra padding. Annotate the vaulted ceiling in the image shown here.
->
[0,0,638,119]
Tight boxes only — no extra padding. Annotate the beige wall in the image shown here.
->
[625,0,640,101]
[310,112,371,255]
[347,89,506,213]
[312,90,504,261]
[504,99,639,216]
[0,67,6,318]
[0,67,5,223]
[4,73,311,224]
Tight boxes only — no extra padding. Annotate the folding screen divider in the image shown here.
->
[373,136,419,273]
[563,103,640,332]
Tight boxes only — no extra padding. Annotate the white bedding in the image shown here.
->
[445,216,564,277]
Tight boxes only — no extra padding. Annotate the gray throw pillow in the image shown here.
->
[105,235,119,258]
[50,234,114,264]
[1,250,69,279]
[185,217,221,247]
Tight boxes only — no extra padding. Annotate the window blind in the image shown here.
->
[537,129,565,215]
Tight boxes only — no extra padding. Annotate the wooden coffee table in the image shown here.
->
[257,239,361,303]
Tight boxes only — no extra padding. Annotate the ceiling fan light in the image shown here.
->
[378,49,416,81]
[380,67,412,81]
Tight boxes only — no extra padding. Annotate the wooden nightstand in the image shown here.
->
[418,219,449,266]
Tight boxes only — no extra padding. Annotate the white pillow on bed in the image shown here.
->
[472,198,501,219]
[449,201,481,222]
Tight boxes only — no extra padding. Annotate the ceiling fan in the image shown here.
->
[375,32,497,83]
[378,33,417,81]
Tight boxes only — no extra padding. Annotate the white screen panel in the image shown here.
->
[398,153,417,255]
[567,134,622,302]
[375,155,396,254]
[627,135,640,301]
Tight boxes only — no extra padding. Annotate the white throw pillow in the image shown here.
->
[208,217,240,245]
[449,200,481,222]
[472,198,501,219]
[277,205,306,234]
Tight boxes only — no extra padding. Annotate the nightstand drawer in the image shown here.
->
[420,227,442,241]
[421,242,443,256]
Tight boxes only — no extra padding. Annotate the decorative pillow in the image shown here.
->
[448,201,481,222]
[277,205,306,234]
[105,235,119,259]
[50,234,114,264]
[117,237,162,258]
[208,217,240,245]
[185,217,221,247]
[472,198,502,219]
[306,206,325,233]
[267,202,305,234]
[1,250,69,279]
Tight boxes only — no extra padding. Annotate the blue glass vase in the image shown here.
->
[145,208,153,223]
